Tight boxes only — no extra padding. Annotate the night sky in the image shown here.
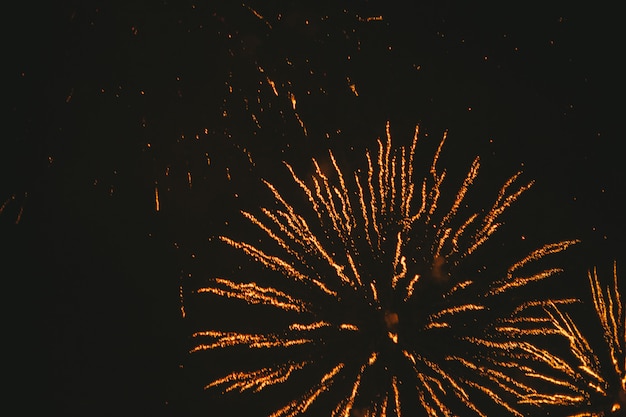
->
[3,2,625,416]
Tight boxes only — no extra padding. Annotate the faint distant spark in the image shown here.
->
[0,192,26,224]
[190,122,577,416]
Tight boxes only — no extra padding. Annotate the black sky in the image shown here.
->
[3,1,624,416]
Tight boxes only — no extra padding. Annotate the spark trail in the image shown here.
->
[191,122,578,416]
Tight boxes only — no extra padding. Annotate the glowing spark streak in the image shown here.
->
[377,129,393,215]
[518,340,581,382]
[400,351,447,416]
[243,209,308,263]
[457,356,531,396]
[198,278,309,312]
[429,130,446,184]
[433,228,451,261]
[509,240,579,275]
[379,394,389,417]
[416,369,449,417]
[206,361,308,393]
[266,77,279,96]
[391,376,401,417]
[400,146,407,214]
[464,380,524,417]
[251,113,261,129]
[287,92,307,136]
[190,330,312,352]
[433,156,480,259]
[546,311,600,377]
[346,252,363,288]
[404,274,420,301]
[444,280,473,297]
[442,156,480,227]
[285,162,321,219]
[244,3,273,29]
[329,150,356,234]
[289,321,331,331]
[510,298,579,315]
[354,170,373,249]
[312,158,347,238]
[218,236,337,297]
[433,157,480,258]
[257,66,279,96]
[364,150,381,249]
[490,240,579,295]
[370,281,380,304]
[288,92,297,110]
[522,372,581,391]
[589,264,624,377]
[494,326,559,336]
[264,173,356,289]
[391,236,406,289]
[154,186,160,212]
[269,364,344,417]
[425,358,488,417]
[391,154,398,209]
[491,268,565,295]
[519,393,586,406]
[451,214,479,255]
[384,123,393,212]
[402,125,419,217]
[464,173,533,257]
[332,353,378,417]
[179,285,185,318]
[428,304,485,320]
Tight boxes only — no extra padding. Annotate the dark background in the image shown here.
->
[2,1,624,416]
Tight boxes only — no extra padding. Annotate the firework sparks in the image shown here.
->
[515,262,625,416]
[191,122,577,416]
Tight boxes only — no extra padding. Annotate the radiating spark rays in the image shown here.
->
[426,304,485,329]
[207,361,309,393]
[490,240,579,295]
[332,353,379,417]
[504,262,625,415]
[269,364,345,417]
[589,264,624,379]
[197,278,310,312]
[190,330,312,352]
[193,122,579,416]
[218,236,337,297]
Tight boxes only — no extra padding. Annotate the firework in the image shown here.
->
[513,262,625,416]
[190,122,578,416]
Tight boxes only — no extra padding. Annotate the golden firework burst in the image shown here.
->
[190,122,578,416]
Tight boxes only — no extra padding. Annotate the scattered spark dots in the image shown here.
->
[190,122,578,416]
